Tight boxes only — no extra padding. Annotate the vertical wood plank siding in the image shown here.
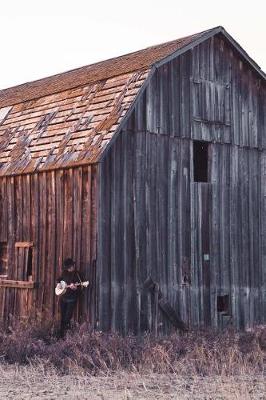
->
[0,166,97,323]
[98,34,266,333]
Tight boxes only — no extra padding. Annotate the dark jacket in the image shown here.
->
[57,269,84,302]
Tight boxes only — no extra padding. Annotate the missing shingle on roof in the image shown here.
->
[35,111,58,132]
[0,106,12,124]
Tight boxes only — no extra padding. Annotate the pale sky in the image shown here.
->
[0,0,265,90]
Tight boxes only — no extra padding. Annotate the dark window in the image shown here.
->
[217,295,230,314]
[27,247,33,279]
[193,141,209,182]
[0,242,8,276]
[15,242,33,280]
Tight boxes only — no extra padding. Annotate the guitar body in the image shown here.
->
[55,280,89,296]
[55,281,68,296]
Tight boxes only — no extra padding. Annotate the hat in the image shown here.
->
[63,258,75,269]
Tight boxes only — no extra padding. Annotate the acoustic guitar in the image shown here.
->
[55,280,89,296]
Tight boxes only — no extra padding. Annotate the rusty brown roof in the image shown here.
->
[0,28,212,175]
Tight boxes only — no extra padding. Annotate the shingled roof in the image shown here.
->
[0,26,249,175]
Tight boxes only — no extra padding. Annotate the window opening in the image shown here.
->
[27,246,33,280]
[193,141,209,182]
[15,242,33,281]
[0,106,12,124]
[217,295,230,314]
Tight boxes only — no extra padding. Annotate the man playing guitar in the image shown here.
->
[56,258,87,338]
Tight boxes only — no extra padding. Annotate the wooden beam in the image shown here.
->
[0,279,37,289]
[15,241,34,248]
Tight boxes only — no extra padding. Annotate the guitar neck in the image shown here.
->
[66,282,82,288]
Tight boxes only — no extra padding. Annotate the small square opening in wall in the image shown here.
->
[193,141,209,182]
[217,295,230,314]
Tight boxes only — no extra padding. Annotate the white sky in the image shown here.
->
[0,0,265,90]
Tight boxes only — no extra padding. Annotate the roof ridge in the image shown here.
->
[0,27,217,107]
[0,27,213,93]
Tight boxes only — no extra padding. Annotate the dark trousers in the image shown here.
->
[60,299,76,337]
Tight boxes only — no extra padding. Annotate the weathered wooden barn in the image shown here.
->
[0,26,265,333]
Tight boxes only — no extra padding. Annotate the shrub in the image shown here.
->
[0,321,265,375]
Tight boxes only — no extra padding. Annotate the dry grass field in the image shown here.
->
[0,322,265,399]
[0,364,265,399]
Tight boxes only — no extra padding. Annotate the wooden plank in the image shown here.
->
[110,137,120,332]
[80,166,91,322]
[63,168,73,258]
[98,158,111,331]
[177,139,184,311]
[91,166,98,261]
[89,168,97,327]
[0,279,36,289]
[15,175,23,242]
[145,132,152,332]
[24,175,31,242]
[50,170,56,316]
[38,171,47,312]
[209,143,219,328]
[180,52,191,138]
[156,135,168,315]
[0,287,5,318]
[121,131,128,334]
[229,146,238,328]
[146,69,158,134]
[73,168,83,269]
[181,139,191,325]
[0,177,7,242]
[167,137,178,319]
[89,165,98,327]
[45,171,56,315]
[134,131,148,332]
[15,241,33,248]
[201,184,211,326]
[169,58,180,137]
[7,177,16,278]
[125,131,138,334]
[158,63,170,135]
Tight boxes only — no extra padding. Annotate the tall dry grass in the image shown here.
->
[0,320,265,376]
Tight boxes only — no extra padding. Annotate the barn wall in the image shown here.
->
[0,165,97,324]
[98,34,266,333]
[140,33,265,148]
[98,131,192,333]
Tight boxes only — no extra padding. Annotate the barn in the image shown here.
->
[0,26,265,333]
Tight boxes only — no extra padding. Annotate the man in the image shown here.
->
[56,258,84,338]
